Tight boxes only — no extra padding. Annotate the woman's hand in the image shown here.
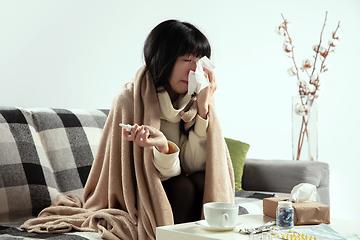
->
[196,66,217,119]
[122,124,169,153]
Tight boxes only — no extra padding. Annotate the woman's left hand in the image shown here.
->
[196,66,217,119]
[122,124,169,153]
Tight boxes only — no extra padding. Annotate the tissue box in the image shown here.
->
[263,197,330,225]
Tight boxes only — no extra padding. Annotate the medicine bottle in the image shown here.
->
[276,201,294,229]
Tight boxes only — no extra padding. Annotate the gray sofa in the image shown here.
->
[242,159,330,205]
[0,107,330,239]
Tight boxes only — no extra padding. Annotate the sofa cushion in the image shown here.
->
[224,137,250,191]
[0,107,108,221]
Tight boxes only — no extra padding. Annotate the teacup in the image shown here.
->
[203,202,238,228]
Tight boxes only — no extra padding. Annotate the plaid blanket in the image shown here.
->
[0,107,109,223]
[0,224,102,240]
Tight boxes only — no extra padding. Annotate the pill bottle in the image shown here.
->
[276,201,294,229]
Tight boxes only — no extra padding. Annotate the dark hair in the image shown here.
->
[143,20,211,90]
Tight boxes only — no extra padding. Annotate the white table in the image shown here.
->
[156,214,360,240]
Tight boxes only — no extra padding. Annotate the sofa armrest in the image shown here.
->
[242,159,330,205]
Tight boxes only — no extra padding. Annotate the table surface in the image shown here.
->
[156,214,360,240]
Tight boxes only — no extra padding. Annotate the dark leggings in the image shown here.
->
[162,171,205,224]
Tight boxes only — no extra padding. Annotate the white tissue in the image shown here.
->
[187,56,215,95]
[290,183,319,203]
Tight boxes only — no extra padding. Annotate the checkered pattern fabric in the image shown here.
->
[0,107,109,222]
[0,225,91,240]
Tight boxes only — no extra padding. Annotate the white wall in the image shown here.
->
[1,0,359,221]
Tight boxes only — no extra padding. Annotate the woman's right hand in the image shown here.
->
[196,66,217,119]
[122,124,169,154]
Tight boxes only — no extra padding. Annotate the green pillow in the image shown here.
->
[224,137,250,191]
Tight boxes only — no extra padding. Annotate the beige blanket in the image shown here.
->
[21,67,235,240]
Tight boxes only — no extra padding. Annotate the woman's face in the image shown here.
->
[167,55,200,98]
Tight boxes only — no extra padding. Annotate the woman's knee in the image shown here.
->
[162,175,195,200]
[189,171,205,194]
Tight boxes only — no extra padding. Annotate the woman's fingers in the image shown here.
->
[135,125,148,142]
[203,66,217,92]
[122,128,132,141]
[123,123,142,141]
[123,124,167,149]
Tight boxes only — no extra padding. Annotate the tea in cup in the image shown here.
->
[203,202,238,228]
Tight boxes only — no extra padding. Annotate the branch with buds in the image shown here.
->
[276,11,340,98]
[276,12,341,160]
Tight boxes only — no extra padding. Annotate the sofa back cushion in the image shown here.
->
[224,137,250,191]
[0,107,108,221]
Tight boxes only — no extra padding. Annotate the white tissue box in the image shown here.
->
[263,197,330,225]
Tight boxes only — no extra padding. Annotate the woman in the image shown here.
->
[22,20,234,240]
[123,19,216,224]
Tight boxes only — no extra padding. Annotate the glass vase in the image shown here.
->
[292,95,318,161]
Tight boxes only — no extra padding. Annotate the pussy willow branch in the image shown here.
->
[311,21,341,108]
[281,13,300,81]
[297,114,310,160]
[310,11,328,78]
[280,13,340,160]
[297,116,306,160]
[319,21,341,73]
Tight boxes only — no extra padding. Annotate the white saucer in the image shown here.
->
[195,220,241,232]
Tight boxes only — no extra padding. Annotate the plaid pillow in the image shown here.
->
[0,107,109,222]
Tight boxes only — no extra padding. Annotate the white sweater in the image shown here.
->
[152,90,208,181]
